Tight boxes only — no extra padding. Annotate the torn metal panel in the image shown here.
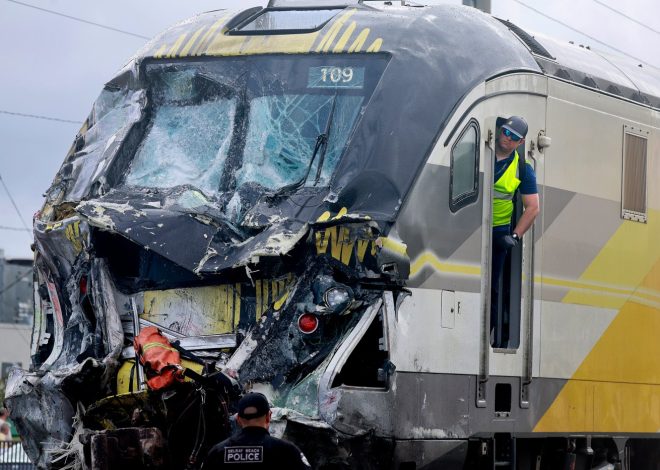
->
[14,3,557,469]
[42,87,146,217]
[4,370,76,468]
[33,217,90,283]
[90,259,127,358]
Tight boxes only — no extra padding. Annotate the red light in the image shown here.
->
[79,276,87,296]
[298,313,319,334]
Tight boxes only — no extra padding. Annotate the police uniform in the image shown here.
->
[203,426,311,468]
[202,393,312,469]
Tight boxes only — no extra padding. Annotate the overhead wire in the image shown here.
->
[0,226,30,232]
[0,172,32,235]
[591,0,660,36]
[5,0,150,40]
[0,109,82,125]
[511,0,659,70]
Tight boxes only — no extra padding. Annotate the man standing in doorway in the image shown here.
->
[491,116,539,337]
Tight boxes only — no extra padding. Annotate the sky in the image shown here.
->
[0,0,658,259]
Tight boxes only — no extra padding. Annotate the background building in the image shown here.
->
[0,249,33,384]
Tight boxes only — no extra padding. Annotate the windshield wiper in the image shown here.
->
[269,95,338,199]
[312,95,337,186]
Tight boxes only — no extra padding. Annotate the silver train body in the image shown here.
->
[6,2,660,469]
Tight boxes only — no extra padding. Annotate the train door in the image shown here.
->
[474,81,547,409]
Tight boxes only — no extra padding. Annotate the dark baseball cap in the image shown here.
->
[238,392,270,419]
[501,116,528,139]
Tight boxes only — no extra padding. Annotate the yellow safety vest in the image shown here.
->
[493,151,521,227]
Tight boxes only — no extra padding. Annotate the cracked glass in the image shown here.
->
[238,94,363,189]
[126,69,237,195]
[124,55,387,197]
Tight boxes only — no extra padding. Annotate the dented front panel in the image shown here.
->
[6,3,548,469]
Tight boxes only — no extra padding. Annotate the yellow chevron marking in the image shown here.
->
[540,276,634,296]
[535,234,660,433]
[334,207,348,219]
[45,222,63,231]
[562,210,660,308]
[333,21,357,52]
[534,303,660,432]
[366,38,383,52]
[410,251,481,277]
[167,34,188,58]
[316,207,350,222]
[64,220,83,254]
[380,237,407,256]
[193,15,230,55]
[348,28,370,53]
[313,208,379,265]
[572,302,660,384]
[541,275,660,309]
[153,44,168,59]
[408,253,660,306]
[274,291,289,311]
[179,27,206,57]
[534,380,660,433]
[316,9,357,53]
[315,226,353,264]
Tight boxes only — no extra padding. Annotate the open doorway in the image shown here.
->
[490,116,528,349]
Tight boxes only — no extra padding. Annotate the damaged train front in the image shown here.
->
[5,51,407,468]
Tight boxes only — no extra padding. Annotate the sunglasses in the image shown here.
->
[502,128,522,142]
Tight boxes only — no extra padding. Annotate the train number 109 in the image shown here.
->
[320,67,354,83]
[308,65,364,89]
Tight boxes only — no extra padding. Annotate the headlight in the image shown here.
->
[324,287,352,313]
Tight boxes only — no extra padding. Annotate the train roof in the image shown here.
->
[498,18,660,109]
[124,2,659,111]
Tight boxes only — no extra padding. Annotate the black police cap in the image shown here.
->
[238,392,270,419]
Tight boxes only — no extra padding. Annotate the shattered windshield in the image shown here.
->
[123,55,387,196]
[239,93,363,188]
[126,69,236,194]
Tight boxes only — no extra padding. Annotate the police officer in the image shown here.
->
[202,392,312,469]
[491,116,539,336]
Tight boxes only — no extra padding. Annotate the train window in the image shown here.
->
[123,55,388,202]
[125,69,238,195]
[449,120,480,212]
[235,9,341,33]
[621,127,649,223]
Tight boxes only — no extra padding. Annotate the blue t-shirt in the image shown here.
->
[493,152,537,195]
[493,151,537,232]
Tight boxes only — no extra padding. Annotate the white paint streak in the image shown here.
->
[409,427,448,439]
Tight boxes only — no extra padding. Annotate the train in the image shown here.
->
[5,1,660,469]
